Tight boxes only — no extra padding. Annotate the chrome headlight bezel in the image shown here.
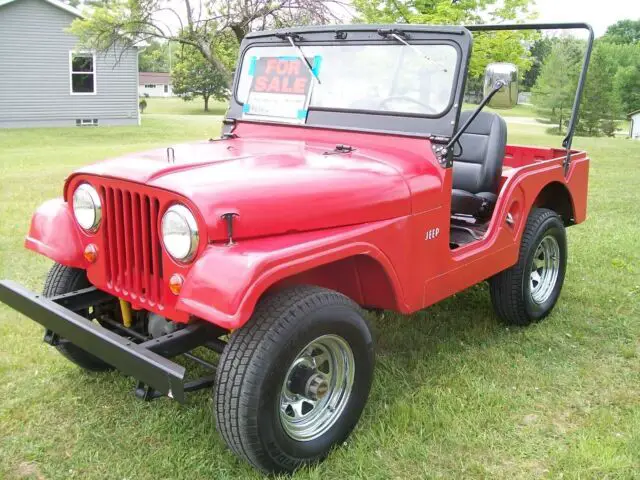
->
[72,183,102,232]
[161,204,199,262]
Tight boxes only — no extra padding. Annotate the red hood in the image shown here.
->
[71,126,440,241]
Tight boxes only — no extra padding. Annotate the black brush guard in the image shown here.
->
[0,280,224,403]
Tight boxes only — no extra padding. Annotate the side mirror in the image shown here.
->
[484,63,518,109]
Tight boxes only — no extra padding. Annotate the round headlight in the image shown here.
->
[72,183,102,232]
[161,204,199,262]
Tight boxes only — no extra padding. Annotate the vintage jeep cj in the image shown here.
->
[0,23,593,473]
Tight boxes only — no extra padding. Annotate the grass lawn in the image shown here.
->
[141,96,228,116]
[1,115,639,479]
[463,102,536,118]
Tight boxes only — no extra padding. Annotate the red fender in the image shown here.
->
[25,198,85,268]
[175,220,407,330]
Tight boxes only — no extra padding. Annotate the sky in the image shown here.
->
[154,0,640,39]
[534,0,640,36]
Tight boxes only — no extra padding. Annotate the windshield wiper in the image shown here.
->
[281,34,321,85]
[378,29,448,73]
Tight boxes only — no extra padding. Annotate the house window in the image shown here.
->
[70,52,96,94]
[76,118,99,126]
[164,85,169,93]
[145,84,157,88]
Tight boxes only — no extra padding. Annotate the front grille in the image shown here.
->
[100,186,164,306]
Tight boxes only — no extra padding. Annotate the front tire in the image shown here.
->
[489,208,567,326]
[43,263,113,372]
[214,285,374,474]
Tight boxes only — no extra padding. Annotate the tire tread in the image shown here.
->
[214,285,365,472]
[489,208,564,326]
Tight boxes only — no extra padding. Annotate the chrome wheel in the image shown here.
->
[279,334,355,441]
[530,235,561,304]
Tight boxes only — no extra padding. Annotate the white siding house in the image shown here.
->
[139,72,174,97]
[0,0,139,128]
[629,110,640,140]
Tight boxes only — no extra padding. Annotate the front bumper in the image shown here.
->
[0,280,187,402]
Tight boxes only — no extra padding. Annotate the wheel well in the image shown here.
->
[265,255,401,311]
[533,182,575,226]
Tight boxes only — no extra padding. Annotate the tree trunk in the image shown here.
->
[204,95,210,112]
[559,108,563,133]
[231,24,247,45]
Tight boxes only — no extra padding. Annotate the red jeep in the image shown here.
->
[0,23,594,474]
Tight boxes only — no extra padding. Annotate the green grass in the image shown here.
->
[1,116,639,479]
[463,103,536,118]
[141,96,228,115]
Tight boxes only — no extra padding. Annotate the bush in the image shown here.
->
[601,119,618,137]
[139,98,147,114]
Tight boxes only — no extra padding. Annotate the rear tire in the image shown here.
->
[43,263,113,372]
[489,208,567,326]
[214,285,374,474]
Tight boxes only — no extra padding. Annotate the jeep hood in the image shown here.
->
[71,135,425,241]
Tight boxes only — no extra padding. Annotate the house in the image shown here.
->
[629,110,640,140]
[0,0,139,128]
[139,72,174,97]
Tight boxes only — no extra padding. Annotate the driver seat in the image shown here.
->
[451,111,507,218]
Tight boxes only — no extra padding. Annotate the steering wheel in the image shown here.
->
[378,96,438,114]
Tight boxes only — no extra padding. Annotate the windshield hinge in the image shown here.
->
[377,28,409,39]
[275,32,302,41]
[431,143,451,168]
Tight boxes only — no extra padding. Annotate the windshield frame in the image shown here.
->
[234,40,462,120]
[225,25,473,140]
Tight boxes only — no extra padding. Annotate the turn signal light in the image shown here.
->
[83,244,98,263]
[168,274,184,295]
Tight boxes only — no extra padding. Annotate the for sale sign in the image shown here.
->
[242,56,321,124]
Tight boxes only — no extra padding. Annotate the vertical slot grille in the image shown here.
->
[101,186,164,306]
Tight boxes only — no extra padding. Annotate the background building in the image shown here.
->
[0,0,139,128]
[139,72,174,97]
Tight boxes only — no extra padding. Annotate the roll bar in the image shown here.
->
[465,23,595,174]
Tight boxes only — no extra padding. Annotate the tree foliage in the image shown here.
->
[352,0,536,79]
[532,37,582,134]
[171,33,235,111]
[521,36,553,90]
[602,19,640,45]
[138,40,177,72]
[532,31,640,137]
[578,42,621,137]
[69,0,348,84]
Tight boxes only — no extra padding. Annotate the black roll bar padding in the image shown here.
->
[464,23,595,174]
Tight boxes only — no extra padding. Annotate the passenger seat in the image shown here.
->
[451,111,507,218]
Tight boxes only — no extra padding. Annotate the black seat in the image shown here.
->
[451,111,507,217]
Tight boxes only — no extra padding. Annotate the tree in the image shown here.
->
[69,0,348,85]
[532,38,583,134]
[602,19,640,45]
[615,63,640,114]
[578,42,621,137]
[522,36,553,91]
[138,40,177,73]
[172,45,229,112]
[352,0,536,80]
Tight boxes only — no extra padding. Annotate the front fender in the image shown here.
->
[175,220,406,330]
[25,198,85,268]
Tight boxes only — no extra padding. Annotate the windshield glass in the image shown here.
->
[236,43,459,118]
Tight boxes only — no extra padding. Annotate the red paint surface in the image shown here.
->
[25,122,590,329]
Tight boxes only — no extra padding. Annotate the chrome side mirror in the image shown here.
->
[484,63,518,109]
